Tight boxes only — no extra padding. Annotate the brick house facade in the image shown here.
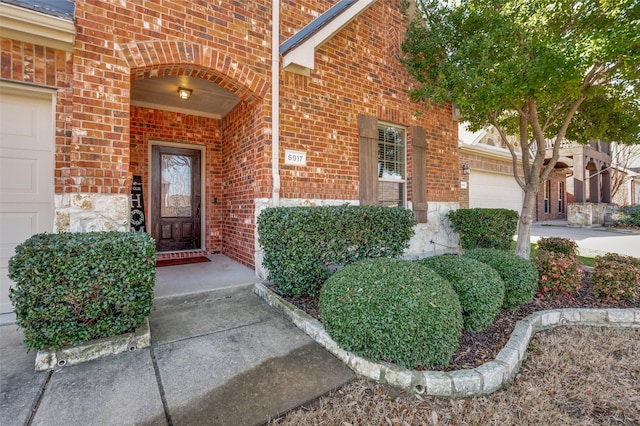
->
[1,0,460,286]
[535,169,569,222]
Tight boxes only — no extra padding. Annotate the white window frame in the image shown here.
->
[377,122,407,208]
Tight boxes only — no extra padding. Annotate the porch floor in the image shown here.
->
[154,253,260,300]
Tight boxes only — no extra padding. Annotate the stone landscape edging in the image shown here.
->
[34,317,151,371]
[254,282,640,398]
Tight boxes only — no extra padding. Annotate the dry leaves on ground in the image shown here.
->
[281,272,640,370]
[271,326,640,425]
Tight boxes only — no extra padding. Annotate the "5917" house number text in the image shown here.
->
[284,149,306,166]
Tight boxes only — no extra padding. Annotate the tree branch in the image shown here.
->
[490,113,526,189]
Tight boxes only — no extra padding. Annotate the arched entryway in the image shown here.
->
[119,41,268,267]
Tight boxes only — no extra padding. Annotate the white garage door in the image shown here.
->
[469,170,524,214]
[0,84,54,314]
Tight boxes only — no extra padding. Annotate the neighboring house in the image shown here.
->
[611,166,639,207]
[535,167,570,222]
[610,144,640,207]
[459,121,621,224]
[542,140,615,226]
[458,124,524,214]
[0,0,461,313]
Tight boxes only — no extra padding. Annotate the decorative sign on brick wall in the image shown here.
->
[130,175,146,232]
[284,149,306,166]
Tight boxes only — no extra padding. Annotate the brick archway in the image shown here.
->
[119,40,268,103]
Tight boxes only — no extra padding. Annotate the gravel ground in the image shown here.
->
[270,326,640,425]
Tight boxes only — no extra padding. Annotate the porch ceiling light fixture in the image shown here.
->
[177,87,192,100]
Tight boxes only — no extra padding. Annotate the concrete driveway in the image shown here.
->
[531,221,640,258]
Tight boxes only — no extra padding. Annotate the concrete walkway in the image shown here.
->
[0,260,354,426]
[531,221,640,257]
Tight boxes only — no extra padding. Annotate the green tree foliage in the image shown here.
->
[402,0,640,258]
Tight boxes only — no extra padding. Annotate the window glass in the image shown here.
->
[377,124,406,207]
[161,154,192,217]
[544,179,551,213]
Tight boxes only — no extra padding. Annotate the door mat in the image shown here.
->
[156,256,211,267]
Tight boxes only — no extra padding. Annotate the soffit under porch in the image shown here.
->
[121,40,268,120]
[131,75,241,120]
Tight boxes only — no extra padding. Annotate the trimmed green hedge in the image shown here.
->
[9,232,156,351]
[464,248,538,310]
[448,208,519,250]
[418,255,505,331]
[616,205,640,227]
[258,205,416,296]
[319,258,463,369]
[536,237,579,256]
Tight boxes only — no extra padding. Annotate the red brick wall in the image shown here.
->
[129,106,223,254]
[3,0,460,268]
[459,153,470,209]
[221,101,266,267]
[129,101,265,267]
[68,0,274,195]
[0,38,74,193]
[461,151,516,176]
[279,1,459,203]
[536,170,567,221]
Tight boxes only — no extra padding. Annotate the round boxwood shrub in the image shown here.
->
[536,237,579,256]
[319,258,463,369]
[464,248,538,310]
[418,255,505,332]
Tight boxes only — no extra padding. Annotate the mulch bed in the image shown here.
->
[280,269,640,371]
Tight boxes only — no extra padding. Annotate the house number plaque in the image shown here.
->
[284,149,306,166]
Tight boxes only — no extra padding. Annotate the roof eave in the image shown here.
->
[280,0,378,75]
[0,2,75,52]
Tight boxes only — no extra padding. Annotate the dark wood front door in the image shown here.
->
[151,145,201,252]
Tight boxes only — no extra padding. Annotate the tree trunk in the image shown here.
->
[515,187,538,259]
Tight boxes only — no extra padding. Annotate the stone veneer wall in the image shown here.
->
[568,203,618,227]
[54,194,130,233]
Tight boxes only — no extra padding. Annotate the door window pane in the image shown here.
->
[161,154,192,217]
